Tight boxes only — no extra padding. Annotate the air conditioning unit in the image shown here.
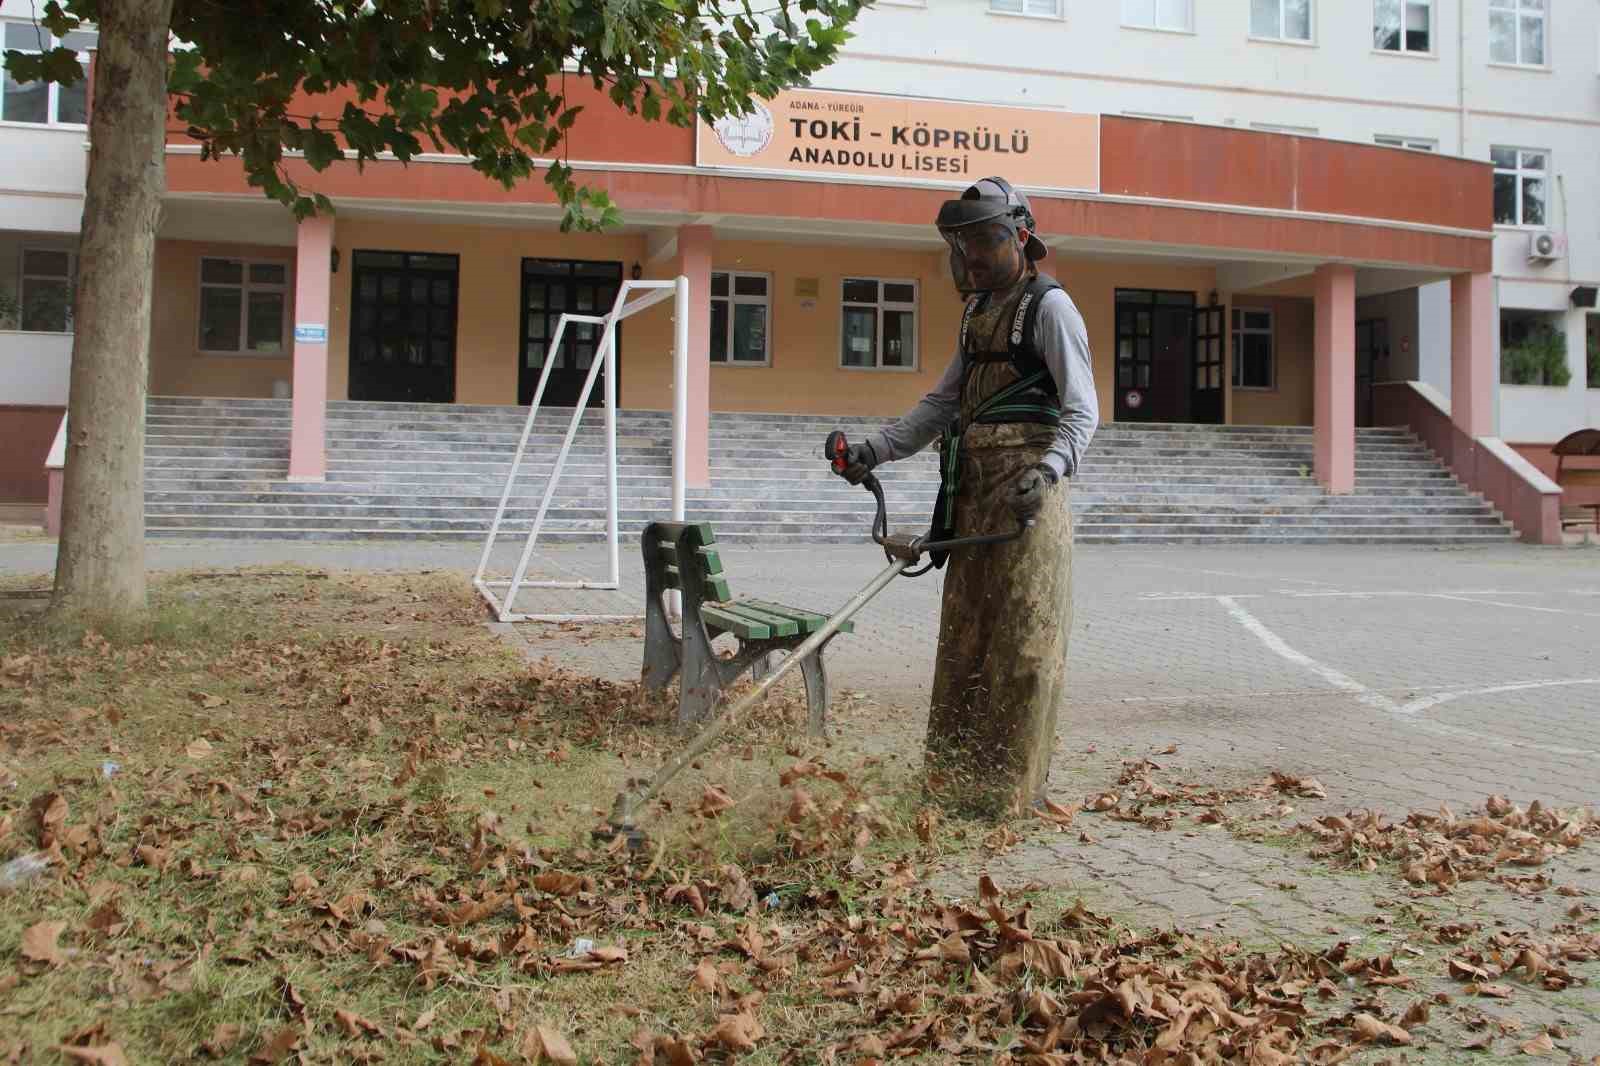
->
[1527,230,1566,262]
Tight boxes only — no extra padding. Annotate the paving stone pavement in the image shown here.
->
[7,536,1599,1053]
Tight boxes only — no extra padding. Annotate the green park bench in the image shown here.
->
[640,521,852,734]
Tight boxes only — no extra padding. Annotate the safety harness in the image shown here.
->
[929,273,1063,568]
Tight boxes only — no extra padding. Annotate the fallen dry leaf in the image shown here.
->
[1353,1013,1411,1046]
[20,919,66,965]
[697,786,734,818]
[522,1025,578,1065]
[1520,1032,1555,1056]
[57,1045,128,1066]
[185,738,214,760]
[200,1023,242,1057]
[333,1008,381,1038]
[708,1013,764,1053]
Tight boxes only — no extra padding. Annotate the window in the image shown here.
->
[19,248,74,332]
[1587,315,1598,390]
[1489,0,1545,65]
[1122,110,1195,122]
[1374,0,1432,53]
[1121,0,1193,32]
[989,0,1060,15]
[1250,121,1319,135]
[198,257,290,354]
[710,271,771,366]
[1492,146,1547,226]
[1,21,94,125]
[1231,308,1274,389]
[1499,310,1567,386]
[1375,134,1436,151]
[841,278,917,371]
[1251,0,1312,41]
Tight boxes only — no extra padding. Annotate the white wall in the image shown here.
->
[1417,281,1452,399]
[842,1,1597,289]
[844,1,1598,442]
[0,331,71,404]
[0,0,90,218]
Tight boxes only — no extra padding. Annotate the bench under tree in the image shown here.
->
[640,521,853,733]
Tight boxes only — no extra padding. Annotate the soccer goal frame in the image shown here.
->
[474,275,689,623]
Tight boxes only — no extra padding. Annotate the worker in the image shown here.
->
[834,175,1098,817]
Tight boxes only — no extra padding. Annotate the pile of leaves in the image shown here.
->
[1299,795,1598,892]
[2,572,1597,1062]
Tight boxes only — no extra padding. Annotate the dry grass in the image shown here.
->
[3,569,1592,1064]
[0,568,985,1063]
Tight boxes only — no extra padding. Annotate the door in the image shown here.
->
[1191,303,1226,425]
[1355,318,1386,427]
[1114,289,1196,422]
[348,251,459,403]
[520,259,624,407]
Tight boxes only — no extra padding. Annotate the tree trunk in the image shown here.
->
[52,0,175,618]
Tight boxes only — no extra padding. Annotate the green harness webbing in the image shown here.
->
[931,368,1059,565]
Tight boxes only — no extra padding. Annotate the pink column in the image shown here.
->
[676,224,713,488]
[44,469,63,536]
[1450,272,1495,438]
[288,215,334,481]
[1313,264,1356,495]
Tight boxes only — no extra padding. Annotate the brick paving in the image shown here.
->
[7,536,1599,1053]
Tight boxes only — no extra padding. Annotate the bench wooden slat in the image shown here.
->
[701,604,769,639]
[742,598,853,635]
[703,575,732,602]
[722,600,799,637]
[680,522,717,548]
[695,546,725,576]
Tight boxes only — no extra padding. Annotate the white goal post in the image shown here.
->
[474,275,689,623]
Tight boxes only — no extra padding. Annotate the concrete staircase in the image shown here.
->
[144,397,1515,544]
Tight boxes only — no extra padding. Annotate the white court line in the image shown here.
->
[1125,561,1340,588]
[1397,678,1600,716]
[1140,592,1263,601]
[1423,593,1600,620]
[1213,596,1394,711]
[1210,595,1600,759]
[1283,589,1537,599]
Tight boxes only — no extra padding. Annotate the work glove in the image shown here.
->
[1007,462,1059,522]
[837,440,880,486]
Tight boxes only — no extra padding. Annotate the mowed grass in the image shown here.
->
[0,568,987,1063]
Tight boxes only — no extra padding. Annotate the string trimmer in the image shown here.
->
[595,431,1033,849]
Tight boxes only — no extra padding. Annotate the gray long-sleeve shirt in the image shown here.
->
[865,288,1099,479]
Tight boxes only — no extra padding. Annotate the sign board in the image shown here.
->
[698,89,1100,194]
[294,324,328,344]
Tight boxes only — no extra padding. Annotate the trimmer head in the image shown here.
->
[591,821,649,853]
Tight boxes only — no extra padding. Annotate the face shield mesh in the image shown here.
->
[939,215,1025,296]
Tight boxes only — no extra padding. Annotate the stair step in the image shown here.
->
[138,397,1514,544]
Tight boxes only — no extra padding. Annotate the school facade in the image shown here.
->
[5,0,1597,538]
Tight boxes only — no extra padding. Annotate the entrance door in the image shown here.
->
[1355,318,1386,427]
[1115,289,1197,422]
[348,251,459,403]
[1191,303,1226,425]
[519,259,623,407]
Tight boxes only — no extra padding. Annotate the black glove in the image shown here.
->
[1007,463,1059,522]
[838,441,879,486]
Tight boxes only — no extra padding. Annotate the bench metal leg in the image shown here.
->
[798,646,830,740]
[751,650,783,683]
[641,597,681,691]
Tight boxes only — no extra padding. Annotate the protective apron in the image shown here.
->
[924,273,1073,817]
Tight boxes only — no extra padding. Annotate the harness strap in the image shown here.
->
[930,274,1066,568]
